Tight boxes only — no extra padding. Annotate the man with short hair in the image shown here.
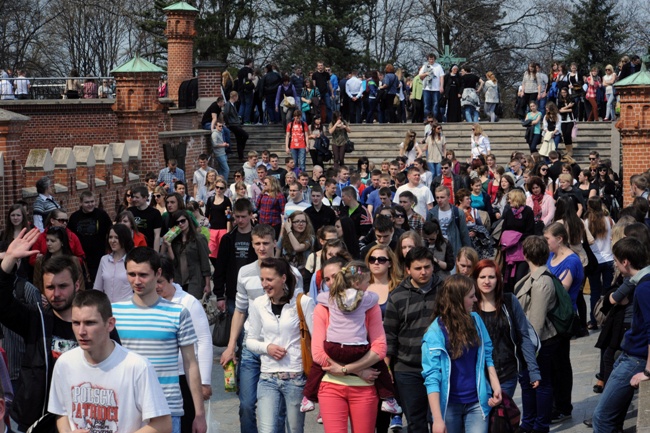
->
[285,157,299,176]
[335,166,351,197]
[237,58,255,124]
[267,153,287,187]
[384,246,441,433]
[192,154,217,205]
[367,174,394,216]
[588,150,600,167]
[360,214,396,258]
[49,290,172,433]
[427,186,472,257]
[291,67,305,100]
[361,169,382,204]
[145,172,159,205]
[312,61,334,123]
[323,178,341,207]
[210,122,230,181]
[284,184,310,218]
[304,185,337,233]
[508,158,526,188]
[373,187,396,218]
[220,225,301,433]
[68,191,113,284]
[340,186,372,237]
[430,158,465,206]
[0,235,119,431]
[593,237,650,433]
[128,186,163,252]
[223,91,250,161]
[394,166,435,219]
[243,151,259,185]
[345,70,363,123]
[631,174,650,200]
[33,176,61,232]
[419,54,445,121]
[399,191,425,236]
[158,159,185,194]
[535,63,549,117]
[258,150,271,169]
[547,150,562,183]
[310,165,324,188]
[298,172,311,204]
[113,247,206,433]
[213,199,257,315]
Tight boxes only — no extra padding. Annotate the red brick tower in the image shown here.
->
[164,2,199,106]
[112,56,166,176]
[614,63,650,206]
[0,109,29,218]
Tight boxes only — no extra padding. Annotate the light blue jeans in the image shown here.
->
[172,416,181,433]
[445,401,488,433]
[211,153,229,181]
[257,373,306,433]
[464,106,479,123]
[605,93,616,120]
[428,162,441,178]
[290,148,306,173]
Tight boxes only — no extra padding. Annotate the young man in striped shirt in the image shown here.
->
[113,247,206,433]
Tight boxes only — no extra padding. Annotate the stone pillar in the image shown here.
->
[93,144,114,188]
[614,64,650,206]
[73,146,96,192]
[112,56,166,177]
[164,2,199,106]
[111,142,129,184]
[195,60,226,112]
[0,109,29,220]
[51,147,76,192]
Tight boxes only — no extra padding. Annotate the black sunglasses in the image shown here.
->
[368,256,390,264]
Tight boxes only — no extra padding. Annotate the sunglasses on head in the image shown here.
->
[368,256,389,264]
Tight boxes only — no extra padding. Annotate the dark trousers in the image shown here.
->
[348,98,362,123]
[412,99,424,123]
[551,337,573,415]
[588,261,614,324]
[394,371,430,433]
[309,149,324,168]
[520,339,559,433]
[332,145,345,170]
[179,375,194,433]
[228,124,249,159]
[366,98,379,124]
[303,342,395,401]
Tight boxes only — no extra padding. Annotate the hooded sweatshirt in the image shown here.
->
[317,289,379,344]
[384,274,441,372]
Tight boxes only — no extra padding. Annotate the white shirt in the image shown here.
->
[94,253,132,303]
[470,134,491,159]
[394,183,434,219]
[15,77,30,95]
[171,284,213,385]
[419,62,445,92]
[346,76,364,99]
[246,293,314,373]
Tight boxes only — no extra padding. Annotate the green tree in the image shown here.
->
[563,0,624,68]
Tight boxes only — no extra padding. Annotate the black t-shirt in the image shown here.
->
[268,168,288,187]
[312,71,331,95]
[233,231,253,271]
[480,310,518,383]
[127,206,163,248]
[461,73,481,90]
[237,66,254,92]
[68,208,112,272]
[51,315,78,360]
[304,205,337,233]
[201,101,222,125]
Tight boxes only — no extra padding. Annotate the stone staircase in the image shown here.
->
[229,120,618,176]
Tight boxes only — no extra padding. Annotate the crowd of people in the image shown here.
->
[0,110,648,433]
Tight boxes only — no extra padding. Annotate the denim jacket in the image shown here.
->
[422,312,494,420]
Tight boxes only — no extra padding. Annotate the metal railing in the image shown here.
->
[0,76,115,100]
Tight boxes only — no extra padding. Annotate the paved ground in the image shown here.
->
[206,323,638,433]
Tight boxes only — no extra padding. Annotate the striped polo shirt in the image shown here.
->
[112,298,197,416]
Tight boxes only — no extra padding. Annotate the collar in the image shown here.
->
[530,265,548,280]
[631,265,650,284]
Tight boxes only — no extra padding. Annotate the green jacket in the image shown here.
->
[411,75,424,100]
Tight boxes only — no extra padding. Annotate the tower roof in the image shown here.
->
[163,2,199,12]
[615,62,650,87]
[111,55,164,74]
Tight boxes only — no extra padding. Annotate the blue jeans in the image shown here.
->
[238,347,287,433]
[552,133,561,150]
[538,97,547,118]
[212,153,229,181]
[588,261,614,324]
[606,94,616,120]
[423,90,441,121]
[394,371,430,433]
[265,95,280,124]
[257,373,306,433]
[500,377,518,399]
[484,103,497,122]
[290,148,306,173]
[238,91,254,123]
[428,162,441,178]
[445,401,488,433]
[520,340,557,433]
[366,98,378,123]
[593,353,645,433]
[324,92,333,123]
[172,416,181,433]
[464,106,479,123]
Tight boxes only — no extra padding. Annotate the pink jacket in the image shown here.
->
[526,194,556,226]
[311,304,387,367]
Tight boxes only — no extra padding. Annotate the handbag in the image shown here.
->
[488,391,521,433]
[311,96,320,109]
[345,140,355,153]
[202,293,219,326]
[212,309,232,347]
[296,293,313,375]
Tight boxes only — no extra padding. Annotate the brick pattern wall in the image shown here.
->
[170,110,201,130]
[166,11,197,105]
[197,67,222,99]
[615,86,650,206]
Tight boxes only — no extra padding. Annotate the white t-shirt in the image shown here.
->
[438,208,453,239]
[399,142,419,165]
[49,343,170,433]
[394,184,434,219]
[419,62,445,92]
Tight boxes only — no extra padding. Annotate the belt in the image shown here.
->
[262,372,304,380]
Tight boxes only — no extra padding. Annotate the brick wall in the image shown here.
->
[166,11,197,105]
[170,109,201,130]
[615,86,650,206]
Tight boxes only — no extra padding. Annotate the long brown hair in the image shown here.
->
[432,275,479,359]
[472,260,505,319]
[586,197,607,239]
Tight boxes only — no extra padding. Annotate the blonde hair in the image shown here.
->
[486,71,497,83]
[366,245,401,292]
[508,189,526,208]
[558,173,573,184]
[329,261,370,310]
[265,177,282,198]
[472,123,485,136]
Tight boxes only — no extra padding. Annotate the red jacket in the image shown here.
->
[29,228,85,266]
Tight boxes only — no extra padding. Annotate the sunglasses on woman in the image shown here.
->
[368,256,389,264]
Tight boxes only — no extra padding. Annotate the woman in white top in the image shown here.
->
[247,257,314,433]
[483,72,499,122]
[470,123,490,160]
[583,197,615,330]
[426,123,446,177]
[602,64,617,121]
[399,130,422,165]
[94,224,133,302]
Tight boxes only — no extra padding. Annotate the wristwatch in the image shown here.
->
[341,366,348,375]
[644,369,650,378]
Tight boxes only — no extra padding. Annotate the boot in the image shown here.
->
[564,144,573,156]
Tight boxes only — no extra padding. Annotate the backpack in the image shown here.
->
[548,81,559,99]
[488,391,521,433]
[543,270,575,338]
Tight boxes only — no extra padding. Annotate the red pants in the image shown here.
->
[318,381,378,433]
[587,97,599,121]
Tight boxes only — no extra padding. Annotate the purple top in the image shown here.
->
[318,289,379,344]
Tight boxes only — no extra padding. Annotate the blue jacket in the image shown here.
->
[427,205,472,257]
[501,293,541,383]
[621,271,650,359]
[422,312,494,420]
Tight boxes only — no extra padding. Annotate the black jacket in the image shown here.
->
[0,268,119,430]
[213,227,257,301]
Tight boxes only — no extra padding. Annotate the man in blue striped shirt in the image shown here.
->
[113,247,206,433]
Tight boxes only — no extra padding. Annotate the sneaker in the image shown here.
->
[316,412,323,424]
[300,396,315,413]
[389,415,403,431]
[381,397,403,414]
[551,412,572,424]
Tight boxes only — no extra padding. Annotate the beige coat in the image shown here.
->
[516,265,558,341]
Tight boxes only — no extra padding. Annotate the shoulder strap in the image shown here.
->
[296,293,308,332]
